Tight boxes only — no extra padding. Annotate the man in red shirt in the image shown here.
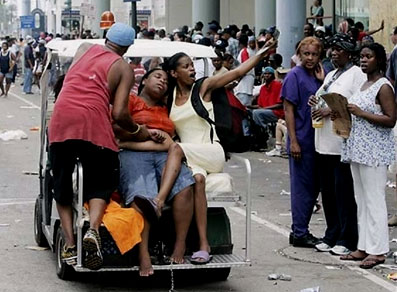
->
[48,23,157,270]
[251,66,284,129]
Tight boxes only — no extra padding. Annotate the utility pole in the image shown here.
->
[131,1,137,31]
[65,0,72,33]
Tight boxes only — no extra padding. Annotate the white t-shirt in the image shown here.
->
[193,58,215,79]
[235,48,255,95]
[315,65,366,155]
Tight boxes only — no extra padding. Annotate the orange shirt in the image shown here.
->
[128,94,175,136]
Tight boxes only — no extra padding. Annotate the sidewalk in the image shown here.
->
[225,151,397,289]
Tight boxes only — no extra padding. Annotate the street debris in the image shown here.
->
[378,264,397,270]
[258,158,272,164]
[0,224,10,227]
[22,171,39,176]
[325,266,342,270]
[29,127,40,131]
[250,211,258,215]
[20,105,36,109]
[6,115,14,118]
[280,189,291,196]
[267,273,292,281]
[25,246,49,251]
[300,287,320,292]
[386,180,396,189]
[391,238,397,243]
[0,130,28,141]
[387,272,397,281]
[228,164,240,169]
[279,213,291,217]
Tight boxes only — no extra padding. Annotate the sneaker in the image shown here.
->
[315,242,332,252]
[330,245,351,256]
[293,233,320,248]
[83,228,103,270]
[388,214,397,226]
[313,202,322,214]
[266,148,281,157]
[61,244,77,265]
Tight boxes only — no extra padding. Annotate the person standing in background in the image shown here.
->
[386,26,397,227]
[282,37,324,248]
[340,43,395,269]
[23,38,35,94]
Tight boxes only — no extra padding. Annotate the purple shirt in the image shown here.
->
[281,65,322,153]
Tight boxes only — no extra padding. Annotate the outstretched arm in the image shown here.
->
[366,20,384,36]
[201,41,277,101]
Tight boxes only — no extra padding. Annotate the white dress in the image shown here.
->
[170,88,225,177]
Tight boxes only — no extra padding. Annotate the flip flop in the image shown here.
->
[340,253,367,261]
[190,250,212,265]
[359,258,385,269]
[133,195,159,224]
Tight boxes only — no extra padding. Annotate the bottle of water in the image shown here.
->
[312,95,324,129]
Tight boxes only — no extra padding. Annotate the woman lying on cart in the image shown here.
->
[115,68,195,276]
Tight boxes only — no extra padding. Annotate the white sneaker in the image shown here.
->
[315,242,332,252]
[330,245,351,255]
[266,148,281,157]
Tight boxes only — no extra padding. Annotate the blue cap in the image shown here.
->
[106,23,135,47]
[262,66,275,75]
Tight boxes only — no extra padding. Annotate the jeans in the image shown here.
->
[23,67,32,93]
[252,108,279,129]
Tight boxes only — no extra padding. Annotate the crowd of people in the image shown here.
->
[1,0,397,276]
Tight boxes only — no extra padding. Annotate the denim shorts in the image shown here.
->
[119,150,195,206]
[0,71,13,79]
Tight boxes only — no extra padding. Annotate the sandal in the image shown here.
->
[340,251,367,261]
[359,257,385,269]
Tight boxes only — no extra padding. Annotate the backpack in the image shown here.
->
[169,77,251,154]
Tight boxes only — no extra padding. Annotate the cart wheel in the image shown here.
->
[55,227,75,280]
[34,196,48,247]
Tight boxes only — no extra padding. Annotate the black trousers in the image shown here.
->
[319,154,358,250]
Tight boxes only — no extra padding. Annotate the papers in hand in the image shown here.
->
[321,93,352,139]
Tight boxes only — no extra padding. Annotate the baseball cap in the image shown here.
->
[262,66,275,75]
[106,23,135,47]
[315,26,326,33]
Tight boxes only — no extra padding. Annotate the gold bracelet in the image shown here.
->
[129,124,141,135]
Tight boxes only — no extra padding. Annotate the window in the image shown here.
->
[335,0,369,29]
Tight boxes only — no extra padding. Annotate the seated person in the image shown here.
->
[115,68,195,276]
[266,119,287,157]
[249,66,284,131]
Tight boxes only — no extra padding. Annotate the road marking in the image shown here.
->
[0,201,35,206]
[7,91,40,110]
[229,206,397,292]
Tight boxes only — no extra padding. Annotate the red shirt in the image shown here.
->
[358,31,367,41]
[257,80,284,119]
[49,45,121,151]
[128,94,175,136]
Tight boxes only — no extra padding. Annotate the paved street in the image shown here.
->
[0,82,396,292]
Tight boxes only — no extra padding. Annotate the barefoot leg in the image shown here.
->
[171,186,193,263]
[138,218,154,277]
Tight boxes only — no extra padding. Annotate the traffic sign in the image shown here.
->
[20,15,34,29]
